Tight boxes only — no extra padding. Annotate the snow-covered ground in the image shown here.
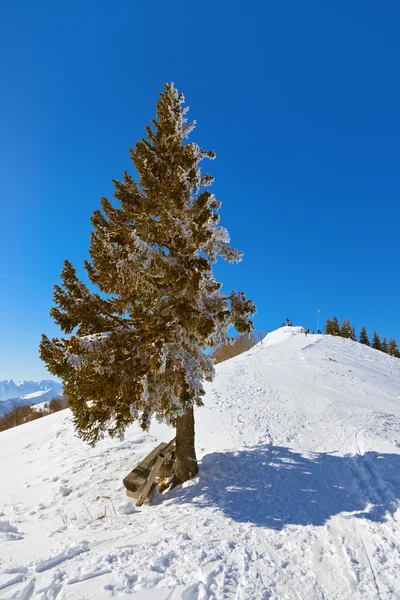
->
[1,327,400,599]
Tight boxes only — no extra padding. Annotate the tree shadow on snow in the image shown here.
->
[169,444,400,529]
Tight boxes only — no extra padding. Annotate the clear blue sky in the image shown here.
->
[1,1,399,380]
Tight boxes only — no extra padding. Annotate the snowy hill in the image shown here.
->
[0,380,63,416]
[1,327,400,599]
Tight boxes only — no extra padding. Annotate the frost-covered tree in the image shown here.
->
[359,326,370,346]
[324,318,332,334]
[332,316,340,335]
[371,332,381,351]
[387,338,400,358]
[325,316,340,336]
[340,319,356,341]
[40,84,255,486]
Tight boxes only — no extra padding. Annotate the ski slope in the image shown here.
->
[1,327,400,599]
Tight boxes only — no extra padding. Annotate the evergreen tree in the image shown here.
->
[359,326,370,346]
[387,339,400,358]
[340,319,356,340]
[331,316,340,335]
[325,316,340,335]
[339,319,349,337]
[39,84,255,486]
[381,337,388,353]
[371,332,381,351]
[324,318,332,334]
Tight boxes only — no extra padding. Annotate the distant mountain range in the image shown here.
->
[0,380,63,416]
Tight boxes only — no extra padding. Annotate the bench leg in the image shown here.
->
[148,482,157,503]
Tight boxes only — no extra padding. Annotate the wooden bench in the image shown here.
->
[123,438,175,507]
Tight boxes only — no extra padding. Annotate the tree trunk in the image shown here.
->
[171,405,198,487]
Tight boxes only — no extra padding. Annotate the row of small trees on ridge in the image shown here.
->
[212,331,264,363]
[0,398,68,433]
[325,317,400,358]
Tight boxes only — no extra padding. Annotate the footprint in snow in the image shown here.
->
[35,541,90,573]
[0,520,24,541]
[59,483,72,497]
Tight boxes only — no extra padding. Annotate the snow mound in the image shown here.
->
[261,324,311,346]
[0,519,24,541]
[0,328,400,598]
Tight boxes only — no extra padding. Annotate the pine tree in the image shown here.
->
[387,338,400,358]
[39,84,255,486]
[359,326,370,346]
[371,332,381,351]
[381,337,388,353]
[325,316,340,335]
[324,318,332,334]
[340,319,355,340]
[331,316,340,335]
[339,319,348,337]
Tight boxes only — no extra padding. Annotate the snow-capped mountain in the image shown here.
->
[0,327,400,598]
[0,379,62,402]
[0,380,63,416]
[0,390,64,417]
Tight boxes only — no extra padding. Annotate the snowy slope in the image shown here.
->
[1,327,400,599]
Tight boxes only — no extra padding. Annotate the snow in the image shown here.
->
[1,327,400,599]
[0,380,62,402]
[0,389,63,417]
[20,390,53,400]
[0,380,63,416]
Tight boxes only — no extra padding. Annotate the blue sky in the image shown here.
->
[1,1,399,380]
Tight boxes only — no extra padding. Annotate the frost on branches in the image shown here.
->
[40,83,255,485]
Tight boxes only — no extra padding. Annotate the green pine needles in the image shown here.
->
[40,84,255,477]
